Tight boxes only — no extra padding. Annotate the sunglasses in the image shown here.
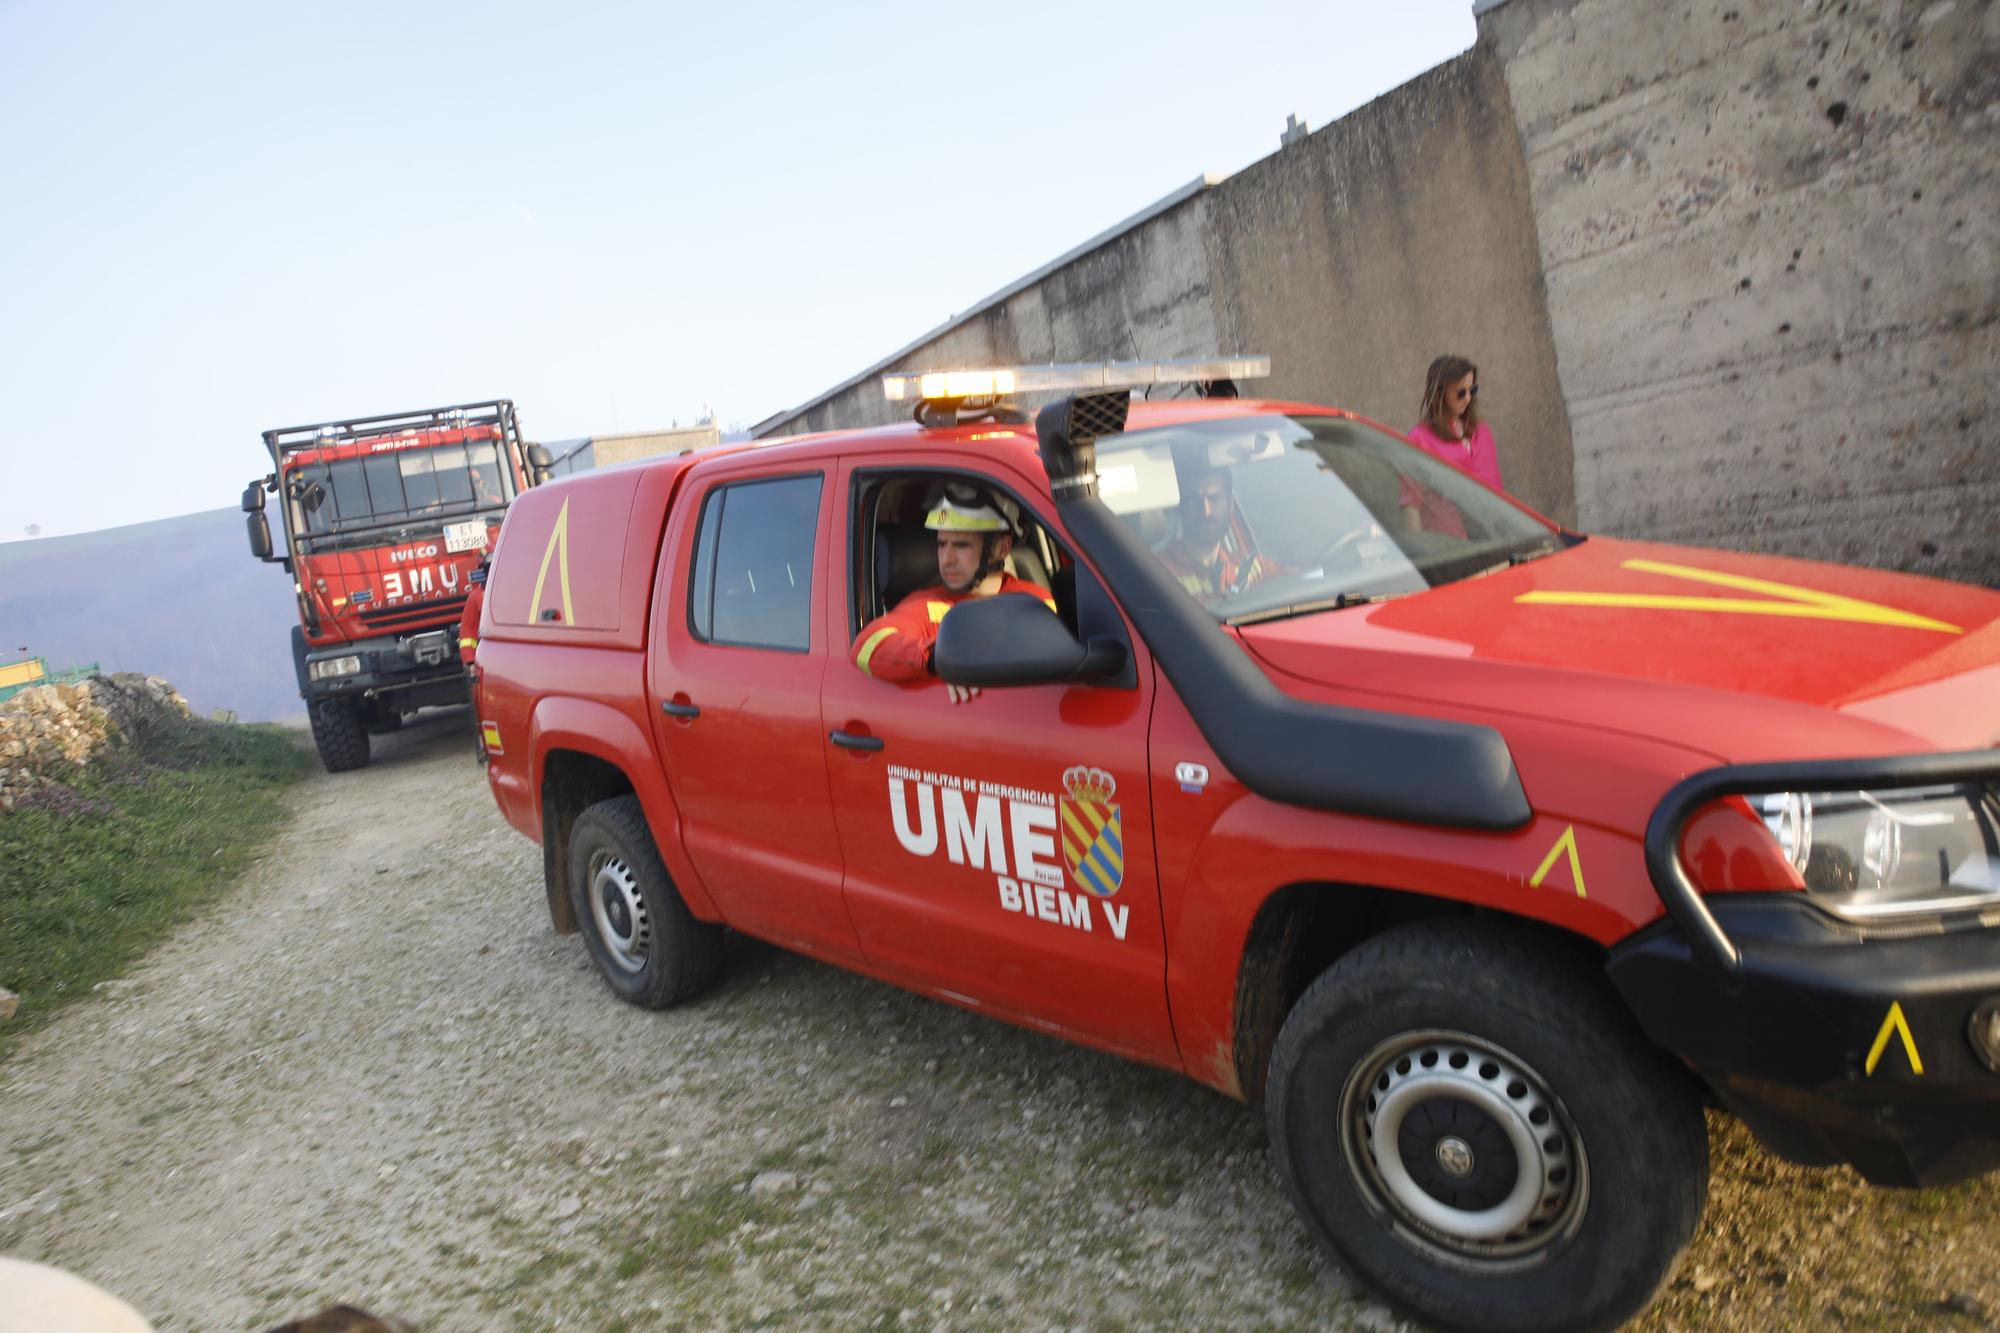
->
[1452,384,1480,402]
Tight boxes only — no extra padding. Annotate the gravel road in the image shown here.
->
[2,712,1994,1331]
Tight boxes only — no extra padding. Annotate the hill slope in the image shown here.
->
[0,510,302,721]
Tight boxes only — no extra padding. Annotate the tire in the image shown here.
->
[1265,919,1707,1333]
[566,795,722,1008]
[308,697,370,773]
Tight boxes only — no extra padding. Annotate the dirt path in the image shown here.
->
[2,713,1994,1331]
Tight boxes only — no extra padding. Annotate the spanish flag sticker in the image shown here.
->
[480,721,504,755]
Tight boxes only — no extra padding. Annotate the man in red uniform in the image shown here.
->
[851,483,1055,704]
[1156,466,1282,602]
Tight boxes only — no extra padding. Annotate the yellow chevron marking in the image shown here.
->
[528,499,575,626]
[1864,1001,1924,1077]
[1529,825,1588,900]
[1516,558,1960,634]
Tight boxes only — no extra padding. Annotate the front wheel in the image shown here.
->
[1266,920,1707,1333]
[307,697,369,773]
[566,796,722,1009]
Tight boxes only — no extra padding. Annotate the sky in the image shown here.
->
[0,1,1476,542]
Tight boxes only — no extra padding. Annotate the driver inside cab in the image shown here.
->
[1155,464,1282,601]
[850,483,1056,704]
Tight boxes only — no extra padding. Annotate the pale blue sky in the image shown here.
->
[0,1,1475,540]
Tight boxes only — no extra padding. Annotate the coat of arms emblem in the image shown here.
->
[1060,765,1123,898]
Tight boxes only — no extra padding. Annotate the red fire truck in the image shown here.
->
[243,400,550,772]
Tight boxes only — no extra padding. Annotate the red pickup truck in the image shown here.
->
[474,360,2000,1333]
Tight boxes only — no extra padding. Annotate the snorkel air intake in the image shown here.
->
[1034,391,1531,830]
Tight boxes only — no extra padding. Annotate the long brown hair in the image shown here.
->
[1420,354,1482,439]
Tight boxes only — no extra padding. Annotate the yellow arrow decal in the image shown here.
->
[1516,558,1960,634]
[1864,1001,1924,1077]
[1529,824,1587,899]
[529,498,575,626]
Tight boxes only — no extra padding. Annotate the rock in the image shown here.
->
[0,673,190,805]
[551,1195,582,1219]
[0,987,17,1020]
[1941,1292,1988,1321]
[749,1171,802,1198]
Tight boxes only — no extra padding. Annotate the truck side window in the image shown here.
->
[690,474,822,652]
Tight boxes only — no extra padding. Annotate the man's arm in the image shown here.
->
[851,593,940,681]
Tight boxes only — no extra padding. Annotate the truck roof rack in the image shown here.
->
[263,399,522,465]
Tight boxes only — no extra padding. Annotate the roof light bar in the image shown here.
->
[883,355,1270,403]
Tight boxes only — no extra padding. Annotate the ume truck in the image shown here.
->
[243,399,550,772]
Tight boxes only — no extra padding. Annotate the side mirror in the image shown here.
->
[525,443,554,485]
[240,481,265,513]
[247,509,274,560]
[933,595,1126,688]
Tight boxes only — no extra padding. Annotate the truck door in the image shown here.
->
[648,461,863,964]
[819,458,1176,1065]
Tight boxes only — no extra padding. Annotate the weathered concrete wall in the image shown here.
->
[759,51,1578,523]
[1479,0,2000,584]
[1202,47,1575,521]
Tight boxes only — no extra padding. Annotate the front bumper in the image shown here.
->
[302,628,467,705]
[1609,895,2000,1187]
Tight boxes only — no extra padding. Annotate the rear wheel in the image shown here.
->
[1266,920,1707,1333]
[307,697,369,773]
[566,796,722,1008]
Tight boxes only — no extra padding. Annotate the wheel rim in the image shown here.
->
[1338,1029,1588,1270]
[587,851,651,974]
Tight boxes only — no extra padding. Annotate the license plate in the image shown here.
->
[444,520,486,553]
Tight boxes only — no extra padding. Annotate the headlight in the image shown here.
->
[308,655,363,681]
[1753,784,2000,920]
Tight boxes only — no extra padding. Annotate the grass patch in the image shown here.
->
[0,718,313,1052]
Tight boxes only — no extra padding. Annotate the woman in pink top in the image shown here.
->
[1407,354,1503,489]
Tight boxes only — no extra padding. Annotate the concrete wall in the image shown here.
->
[758,50,1579,524]
[1478,0,2000,585]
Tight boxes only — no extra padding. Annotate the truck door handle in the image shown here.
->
[829,729,883,752]
[661,699,700,719]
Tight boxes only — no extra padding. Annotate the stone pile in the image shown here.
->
[0,673,191,812]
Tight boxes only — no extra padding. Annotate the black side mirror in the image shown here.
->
[933,595,1125,688]
[240,481,264,513]
[525,443,554,485]
[247,509,274,560]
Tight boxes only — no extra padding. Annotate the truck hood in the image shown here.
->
[1238,537,2000,762]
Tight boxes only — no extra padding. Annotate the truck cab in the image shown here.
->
[243,399,550,771]
[472,359,2000,1333]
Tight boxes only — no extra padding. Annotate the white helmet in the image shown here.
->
[924,481,1016,534]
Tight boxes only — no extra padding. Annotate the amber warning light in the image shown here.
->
[882,356,1271,403]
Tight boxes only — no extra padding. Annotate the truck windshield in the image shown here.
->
[293,440,511,537]
[1094,413,1562,624]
